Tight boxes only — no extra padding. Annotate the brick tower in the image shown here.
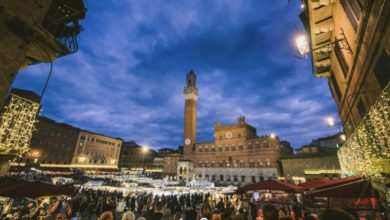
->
[183,70,198,159]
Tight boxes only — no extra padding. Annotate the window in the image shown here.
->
[233,176,238,182]
[264,143,269,148]
[340,0,361,31]
[241,176,245,182]
[255,144,260,150]
[198,148,203,152]
[335,41,349,77]
[225,147,229,151]
[330,71,342,101]
[374,51,390,89]
[357,99,366,119]
[248,145,253,150]
[239,145,243,151]
[211,148,216,152]
[231,146,236,151]
[238,133,241,138]
[220,175,224,181]
[218,147,223,152]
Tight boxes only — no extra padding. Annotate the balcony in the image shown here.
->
[338,82,390,183]
[24,0,86,65]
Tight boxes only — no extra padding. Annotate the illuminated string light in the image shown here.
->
[0,93,40,157]
[338,83,390,182]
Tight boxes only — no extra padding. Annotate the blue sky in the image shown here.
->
[14,1,340,149]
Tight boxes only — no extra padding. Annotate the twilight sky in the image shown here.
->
[14,1,340,149]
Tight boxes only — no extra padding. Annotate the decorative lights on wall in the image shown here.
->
[338,82,390,182]
[0,94,40,157]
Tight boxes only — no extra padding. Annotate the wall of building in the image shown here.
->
[72,131,122,169]
[25,117,79,166]
[281,150,341,184]
[183,118,292,185]
[163,155,182,176]
[118,141,155,170]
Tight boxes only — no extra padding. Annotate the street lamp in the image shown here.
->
[294,29,352,58]
[142,146,149,153]
[326,116,335,127]
[295,34,310,57]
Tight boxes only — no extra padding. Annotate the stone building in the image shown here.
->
[118,141,156,171]
[0,0,86,108]
[280,146,341,184]
[163,153,182,179]
[24,116,80,168]
[71,131,122,169]
[181,71,293,185]
[300,0,389,195]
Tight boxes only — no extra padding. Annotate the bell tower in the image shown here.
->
[183,70,198,159]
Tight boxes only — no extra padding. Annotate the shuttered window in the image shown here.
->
[340,0,362,31]
[374,51,390,89]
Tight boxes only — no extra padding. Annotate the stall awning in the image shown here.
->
[236,180,302,194]
[304,177,379,198]
[298,178,330,188]
[0,180,72,198]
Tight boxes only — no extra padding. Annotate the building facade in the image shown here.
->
[118,141,155,171]
[281,146,341,184]
[163,153,182,179]
[24,117,80,167]
[71,131,122,169]
[180,71,293,185]
[300,0,389,195]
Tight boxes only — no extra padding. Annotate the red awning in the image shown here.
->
[304,177,379,198]
[236,180,302,194]
[0,180,72,198]
[298,178,330,188]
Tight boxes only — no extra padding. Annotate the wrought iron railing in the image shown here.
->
[42,0,85,57]
[338,81,390,182]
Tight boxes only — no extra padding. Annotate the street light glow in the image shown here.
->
[142,146,149,153]
[295,34,310,56]
[340,134,346,142]
[326,116,335,127]
[270,133,276,139]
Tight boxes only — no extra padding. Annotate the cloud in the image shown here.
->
[13,1,339,149]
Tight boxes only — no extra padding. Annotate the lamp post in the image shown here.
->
[294,29,352,58]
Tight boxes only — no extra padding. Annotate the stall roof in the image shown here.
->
[304,177,379,198]
[0,180,72,198]
[236,180,302,194]
[298,178,330,188]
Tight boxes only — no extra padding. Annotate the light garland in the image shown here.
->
[0,93,40,157]
[338,82,390,183]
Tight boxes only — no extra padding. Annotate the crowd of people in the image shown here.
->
[0,186,375,220]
